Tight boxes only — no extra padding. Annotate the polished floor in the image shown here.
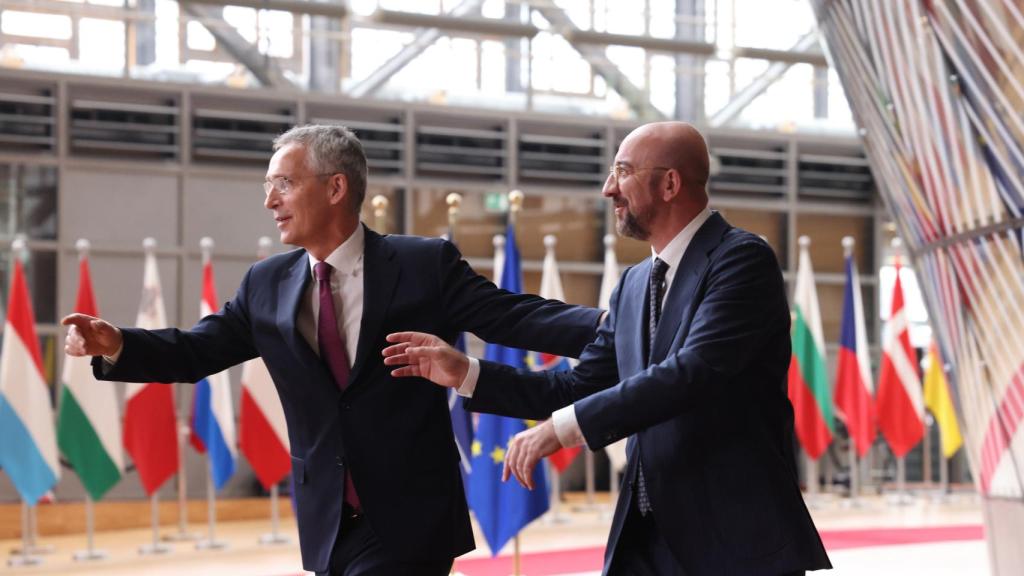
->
[3,491,987,575]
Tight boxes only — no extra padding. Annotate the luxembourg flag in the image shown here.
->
[0,240,60,503]
[239,238,290,490]
[834,237,876,458]
[528,235,580,473]
[189,242,237,490]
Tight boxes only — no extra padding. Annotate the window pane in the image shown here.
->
[0,164,58,240]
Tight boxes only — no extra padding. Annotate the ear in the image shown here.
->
[327,173,349,206]
[660,169,682,202]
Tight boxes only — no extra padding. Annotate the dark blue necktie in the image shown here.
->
[637,257,668,516]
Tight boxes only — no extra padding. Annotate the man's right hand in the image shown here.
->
[62,313,123,358]
[382,331,469,388]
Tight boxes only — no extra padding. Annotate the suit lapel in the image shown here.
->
[650,212,729,363]
[348,226,399,387]
[277,251,319,365]
[622,259,651,373]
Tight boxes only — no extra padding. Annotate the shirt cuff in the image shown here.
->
[552,405,586,448]
[102,342,124,367]
[456,357,480,398]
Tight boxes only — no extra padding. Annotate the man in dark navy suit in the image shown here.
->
[62,124,602,575]
[385,122,832,576]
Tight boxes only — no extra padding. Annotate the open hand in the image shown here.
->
[62,313,123,358]
[382,331,469,388]
[502,419,562,490]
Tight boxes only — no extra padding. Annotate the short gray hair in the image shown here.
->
[273,124,368,211]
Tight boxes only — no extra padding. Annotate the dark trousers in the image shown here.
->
[607,501,807,576]
[317,511,452,576]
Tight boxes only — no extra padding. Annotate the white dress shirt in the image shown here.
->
[298,225,365,366]
[458,207,713,449]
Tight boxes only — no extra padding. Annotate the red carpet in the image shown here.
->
[450,524,984,575]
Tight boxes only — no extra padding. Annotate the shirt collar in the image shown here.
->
[307,223,365,278]
[652,206,713,272]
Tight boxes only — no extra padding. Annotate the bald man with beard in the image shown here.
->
[384,122,832,576]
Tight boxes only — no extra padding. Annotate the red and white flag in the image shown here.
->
[123,239,179,495]
[239,238,290,490]
[876,259,924,458]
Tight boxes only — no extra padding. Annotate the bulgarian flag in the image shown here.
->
[834,237,876,458]
[57,240,124,500]
[787,236,833,460]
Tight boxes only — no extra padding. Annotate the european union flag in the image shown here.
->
[469,223,549,556]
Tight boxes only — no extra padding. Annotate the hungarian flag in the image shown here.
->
[123,242,179,495]
[787,237,833,460]
[58,244,124,500]
[923,342,962,458]
[876,260,924,458]
[240,240,290,490]
[834,242,876,458]
[0,246,60,503]
[189,250,237,490]
[529,235,580,473]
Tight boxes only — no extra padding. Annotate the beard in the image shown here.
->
[616,203,652,241]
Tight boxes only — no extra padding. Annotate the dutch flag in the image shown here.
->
[189,239,237,490]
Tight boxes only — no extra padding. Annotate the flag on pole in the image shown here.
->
[189,248,237,490]
[787,236,833,460]
[492,234,505,288]
[598,235,628,473]
[0,243,60,503]
[923,341,962,458]
[834,239,876,458]
[123,241,179,495]
[445,228,473,488]
[470,223,549,556]
[876,258,925,458]
[527,235,580,473]
[57,242,124,500]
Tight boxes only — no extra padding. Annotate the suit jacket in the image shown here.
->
[95,226,602,572]
[469,213,832,576]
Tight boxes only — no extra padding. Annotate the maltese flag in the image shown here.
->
[189,252,237,490]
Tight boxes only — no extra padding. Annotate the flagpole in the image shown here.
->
[73,495,108,561]
[372,194,389,233]
[508,190,524,576]
[196,237,227,551]
[249,215,293,543]
[138,493,171,555]
[8,503,42,566]
[842,237,860,507]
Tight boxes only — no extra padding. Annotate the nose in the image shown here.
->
[264,186,279,210]
[602,172,618,198]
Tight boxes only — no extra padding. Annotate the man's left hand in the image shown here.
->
[503,419,562,490]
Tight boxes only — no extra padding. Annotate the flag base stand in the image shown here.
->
[73,549,109,562]
[138,542,173,555]
[258,533,290,545]
[7,554,43,567]
[885,457,915,506]
[195,539,228,551]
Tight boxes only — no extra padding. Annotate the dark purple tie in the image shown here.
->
[314,261,360,510]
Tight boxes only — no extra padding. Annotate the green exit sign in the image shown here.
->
[484,192,508,213]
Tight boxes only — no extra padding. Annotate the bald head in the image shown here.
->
[623,121,710,193]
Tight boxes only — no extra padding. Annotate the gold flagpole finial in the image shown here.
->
[508,189,524,226]
[446,193,462,231]
[371,194,390,233]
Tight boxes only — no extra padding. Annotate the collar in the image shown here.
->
[652,206,713,271]
[307,223,365,278]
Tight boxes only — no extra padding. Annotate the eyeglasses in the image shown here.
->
[608,164,670,186]
[263,173,337,196]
